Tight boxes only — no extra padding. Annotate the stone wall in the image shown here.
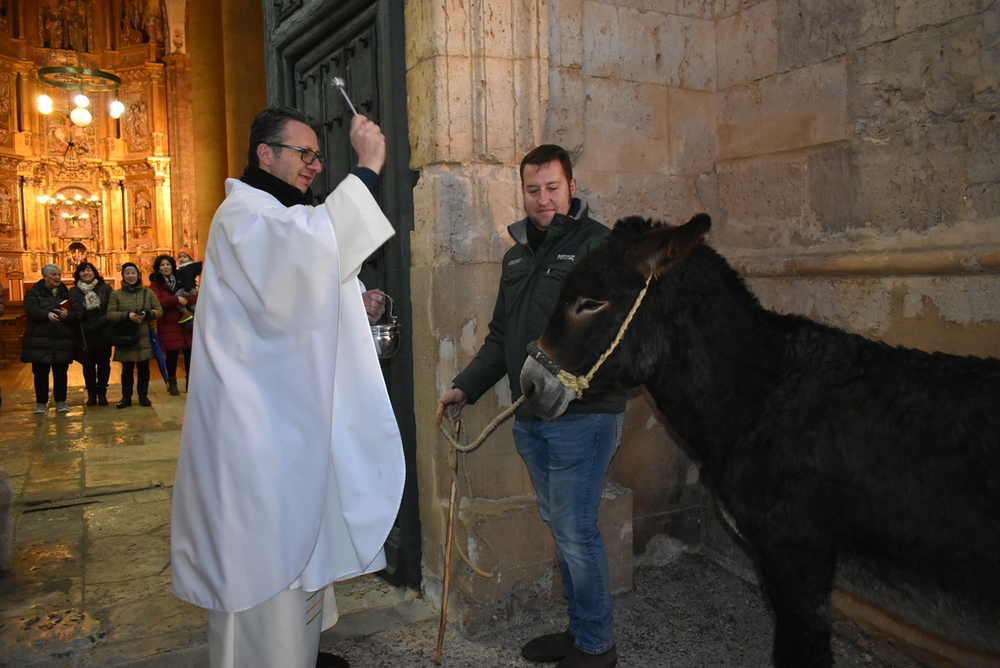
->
[545,0,722,556]
[632,0,1000,651]
[407,0,579,628]
[587,0,1000,563]
[407,0,1000,633]
[715,0,998,243]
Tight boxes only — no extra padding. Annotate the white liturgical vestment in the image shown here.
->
[171,175,406,613]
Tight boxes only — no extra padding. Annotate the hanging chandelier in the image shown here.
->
[36,191,102,207]
[36,61,124,128]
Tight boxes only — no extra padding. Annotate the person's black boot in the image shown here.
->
[167,377,180,396]
[522,631,575,663]
[554,645,617,668]
[316,652,349,667]
[138,396,152,407]
[120,377,133,408]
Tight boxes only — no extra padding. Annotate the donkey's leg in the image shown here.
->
[756,542,836,668]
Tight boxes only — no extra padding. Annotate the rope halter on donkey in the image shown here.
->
[526,273,654,400]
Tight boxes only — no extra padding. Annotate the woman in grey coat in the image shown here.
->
[107,262,162,408]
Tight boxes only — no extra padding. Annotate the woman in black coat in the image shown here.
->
[68,262,114,406]
[21,264,81,414]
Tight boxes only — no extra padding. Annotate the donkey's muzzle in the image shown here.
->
[520,342,577,419]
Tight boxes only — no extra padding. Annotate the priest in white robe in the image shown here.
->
[171,107,405,668]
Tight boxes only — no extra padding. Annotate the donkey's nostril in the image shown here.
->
[521,377,536,399]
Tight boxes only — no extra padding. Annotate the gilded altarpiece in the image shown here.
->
[0,0,192,301]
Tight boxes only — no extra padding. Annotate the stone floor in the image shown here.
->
[0,378,961,668]
[0,383,431,668]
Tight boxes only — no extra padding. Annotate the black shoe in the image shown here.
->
[522,631,575,663]
[86,393,97,406]
[117,397,132,409]
[97,393,108,406]
[554,645,617,668]
[316,652,350,668]
[138,396,152,407]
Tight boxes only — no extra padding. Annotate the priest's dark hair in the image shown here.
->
[519,144,574,185]
[247,106,322,168]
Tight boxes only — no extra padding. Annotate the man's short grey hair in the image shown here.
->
[41,264,61,277]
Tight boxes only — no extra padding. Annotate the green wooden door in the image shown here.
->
[262,0,421,588]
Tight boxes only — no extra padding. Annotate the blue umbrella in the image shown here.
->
[149,327,169,383]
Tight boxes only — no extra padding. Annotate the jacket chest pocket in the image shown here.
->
[542,266,570,282]
[502,261,532,289]
[534,266,570,309]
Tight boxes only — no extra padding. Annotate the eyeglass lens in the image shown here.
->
[298,148,321,165]
[269,143,322,165]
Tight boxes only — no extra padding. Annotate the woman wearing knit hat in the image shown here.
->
[107,262,162,408]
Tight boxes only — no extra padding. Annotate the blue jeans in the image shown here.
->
[514,412,624,654]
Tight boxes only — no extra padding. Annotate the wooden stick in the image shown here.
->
[435,476,458,665]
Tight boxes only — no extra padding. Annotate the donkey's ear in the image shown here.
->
[636,213,711,278]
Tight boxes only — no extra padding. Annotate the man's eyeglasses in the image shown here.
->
[265,143,325,166]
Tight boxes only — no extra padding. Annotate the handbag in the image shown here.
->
[73,321,91,365]
[109,319,140,348]
[109,290,147,348]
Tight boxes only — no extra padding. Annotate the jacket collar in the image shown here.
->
[122,280,145,293]
[34,280,67,296]
[508,198,588,246]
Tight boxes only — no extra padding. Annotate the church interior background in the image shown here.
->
[0,0,193,301]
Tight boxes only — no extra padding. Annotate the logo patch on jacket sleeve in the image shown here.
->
[556,254,576,261]
[507,257,522,266]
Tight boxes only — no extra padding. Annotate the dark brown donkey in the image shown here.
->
[520,214,1000,668]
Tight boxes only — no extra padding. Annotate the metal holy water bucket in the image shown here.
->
[371,294,401,359]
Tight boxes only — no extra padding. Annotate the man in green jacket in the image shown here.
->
[439,145,625,668]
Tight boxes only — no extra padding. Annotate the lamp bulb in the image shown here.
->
[37,94,53,114]
[70,106,92,127]
[74,94,90,108]
[110,100,125,119]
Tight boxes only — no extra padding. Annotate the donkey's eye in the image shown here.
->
[575,299,606,315]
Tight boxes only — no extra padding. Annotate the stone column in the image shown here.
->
[163,53,198,253]
[150,160,172,252]
[19,174,49,263]
[408,0,605,629]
